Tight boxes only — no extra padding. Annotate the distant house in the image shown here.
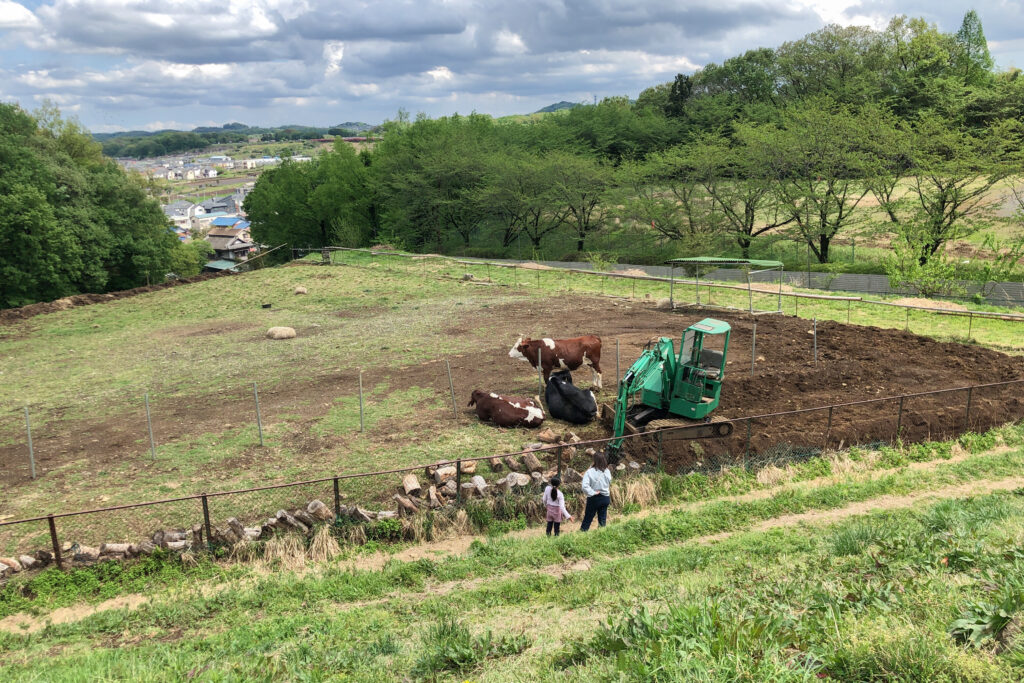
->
[290,155,313,163]
[200,195,238,214]
[206,225,255,261]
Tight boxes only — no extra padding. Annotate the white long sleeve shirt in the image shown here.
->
[581,467,612,497]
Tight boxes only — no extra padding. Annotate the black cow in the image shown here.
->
[545,370,598,425]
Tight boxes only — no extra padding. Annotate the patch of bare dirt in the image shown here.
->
[892,297,968,311]
[0,594,148,635]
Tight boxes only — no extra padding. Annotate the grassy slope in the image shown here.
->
[1,251,1022,554]
[1,425,1023,680]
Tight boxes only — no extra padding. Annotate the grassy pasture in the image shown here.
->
[1,251,1022,555]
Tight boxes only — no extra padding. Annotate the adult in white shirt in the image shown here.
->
[580,451,612,531]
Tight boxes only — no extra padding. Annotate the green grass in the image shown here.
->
[2,429,1023,680]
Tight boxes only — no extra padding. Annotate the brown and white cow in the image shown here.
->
[509,335,603,389]
[468,390,545,428]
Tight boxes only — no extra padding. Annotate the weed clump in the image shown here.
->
[411,616,529,679]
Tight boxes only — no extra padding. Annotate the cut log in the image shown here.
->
[567,432,582,443]
[584,447,597,457]
[503,455,521,471]
[440,479,458,498]
[165,540,188,551]
[227,518,247,542]
[307,499,336,522]
[394,494,418,516]
[460,482,482,498]
[508,472,531,489]
[0,557,22,573]
[276,509,309,534]
[74,546,100,562]
[135,541,157,556]
[100,543,131,556]
[562,467,583,484]
[460,460,477,475]
[376,510,398,520]
[522,442,543,451]
[151,530,164,547]
[18,555,37,570]
[243,528,261,541]
[471,475,488,496]
[191,524,204,546]
[33,550,53,565]
[616,463,626,472]
[628,461,642,474]
[427,485,442,509]
[522,451,544,473]
[351,507,375,523]
[537,428,559,443]
[292,508,317,528]
[402,473,422,498]
[433,465,457,485]
[488,457,503,472]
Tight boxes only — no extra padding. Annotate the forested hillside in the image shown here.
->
[0,104,211,308]
[246,11,1024,288]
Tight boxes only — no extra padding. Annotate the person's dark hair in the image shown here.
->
[593,452,608,471]
[549,476,561,502]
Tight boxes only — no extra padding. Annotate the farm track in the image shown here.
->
[2,443,1020,636]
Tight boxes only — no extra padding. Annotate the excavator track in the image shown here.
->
[642,416,733,441]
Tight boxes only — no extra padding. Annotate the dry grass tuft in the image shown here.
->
[228,541,262,563]
[179,550,199,568]
[262,533,306,571]
[756,464,794,486]
[611,477,657,509]
[336,522,367,546]
[309,525,342,563]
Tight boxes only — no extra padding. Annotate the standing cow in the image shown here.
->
[509,335,603,389]
[545,370,598,425]
[468,390,545,428]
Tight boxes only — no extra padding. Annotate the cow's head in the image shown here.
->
[509,336,530,362]
[468,389,486,407]
[550,369,574,385]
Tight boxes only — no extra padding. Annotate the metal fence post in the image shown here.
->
[751,322,757,377]
[905,308,910,332]
[813,318,818,366]
[201,493,212,550]
[358,369,365,432]
[446,358,458,420]
[24,406,35,480]
[253,382,264,446]
[456,460,463,505]
[145,392,156,460]
[333,476,341,520]
[669,267,675,308]
[557,445,563,477]
[47,514,63,570]
[825,406,833,449]
[616,339,621,389]
[847,300,851,325]
[967,312,973,340]
[744,419,752,469]
[537,350,545,396]
[657,430,664,472]
[896,396,905,439]
[965,387,973,431]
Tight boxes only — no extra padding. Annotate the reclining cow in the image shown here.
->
[509,334,603,389]
[468,390,545,428]
[546,370,598,425]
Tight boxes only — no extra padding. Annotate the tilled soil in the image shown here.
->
[2,294,1023,490]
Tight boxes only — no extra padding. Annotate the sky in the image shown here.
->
[1,1,1022,133]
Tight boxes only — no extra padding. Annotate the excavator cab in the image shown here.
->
[605,318,732,460]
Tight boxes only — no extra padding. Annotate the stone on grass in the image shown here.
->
[294,286,308,295]
[266,326,297,340]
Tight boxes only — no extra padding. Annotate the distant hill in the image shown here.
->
[533,101,582,114]
[333,121,374,133]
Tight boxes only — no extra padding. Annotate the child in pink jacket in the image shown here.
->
[542,476,572,536]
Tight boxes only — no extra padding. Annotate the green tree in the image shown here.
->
[954,9,994,87]
[546,151,613,253]
[738,99,869,263]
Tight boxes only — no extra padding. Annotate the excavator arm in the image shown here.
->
[608,340,673,456]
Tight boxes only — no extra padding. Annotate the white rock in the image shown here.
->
[266,326,297,340]
[294,286,308,295]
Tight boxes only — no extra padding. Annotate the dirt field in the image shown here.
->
[3,292,1022,492]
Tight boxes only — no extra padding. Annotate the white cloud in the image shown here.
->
[323,41,344,75]
[494,29,527,55]
[426,65,454,81]
[0,0,38,29]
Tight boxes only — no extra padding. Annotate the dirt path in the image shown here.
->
[5,444,1017,636]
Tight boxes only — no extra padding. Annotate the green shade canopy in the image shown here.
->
[688,318,732,334]
[203,259,241,271]
[665,257,784,268]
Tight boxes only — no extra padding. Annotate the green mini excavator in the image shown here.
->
[605,318,734,460]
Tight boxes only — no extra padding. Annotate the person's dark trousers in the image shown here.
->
[580,493,610,531]
[546,521,560,536]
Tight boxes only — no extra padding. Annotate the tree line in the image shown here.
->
[246,11,1024,291]
[0,103,212,308]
